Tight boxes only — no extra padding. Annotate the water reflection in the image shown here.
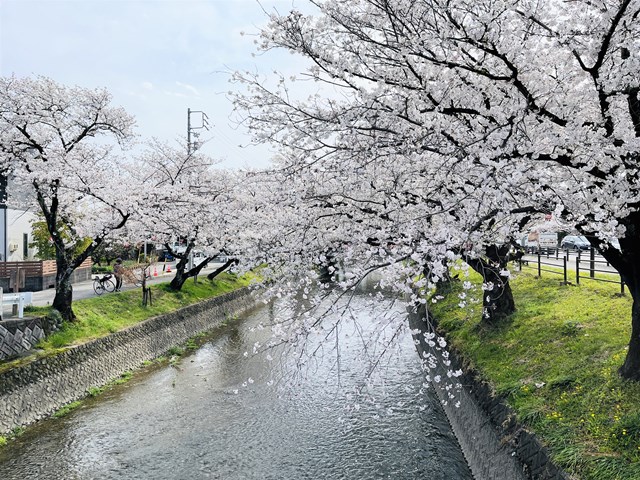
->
[0,294,471,480]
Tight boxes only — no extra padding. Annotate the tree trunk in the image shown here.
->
[586,214,640,380]
[169,253,216,291]
[463,245,516,325]
[168,245,192,291]
[207,258,238,281]
[52,259,75,322]
[619,287,640,380]
[169,266,188,291]
[431,259,458,295]
[480,268,516,324]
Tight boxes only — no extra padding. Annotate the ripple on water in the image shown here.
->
[0,297,472,480]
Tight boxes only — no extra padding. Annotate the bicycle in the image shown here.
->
[93,274,116,295]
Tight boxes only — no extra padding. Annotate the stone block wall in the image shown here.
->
[408,304,569,480]
[0,288,257,435]
[435,348,569,480]
[0,318,46,360]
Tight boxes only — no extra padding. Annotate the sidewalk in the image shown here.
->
[14,261,222,309]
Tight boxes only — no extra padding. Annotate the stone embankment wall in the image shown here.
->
[408,304,569,480]
[0,288,257,435]
[0,318,47,360]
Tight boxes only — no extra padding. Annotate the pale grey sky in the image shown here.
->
[0,0,309,168]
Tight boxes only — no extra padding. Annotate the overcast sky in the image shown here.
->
[0,0,309,169]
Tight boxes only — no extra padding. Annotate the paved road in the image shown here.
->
[22,261,224,309]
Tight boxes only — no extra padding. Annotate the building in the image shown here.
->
[4,208,37,261]
[0,175,37,261]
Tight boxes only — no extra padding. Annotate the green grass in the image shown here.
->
[52,401,82,418]
[432,269,640,480]
[37,271,256,350]
[0,272,256,378]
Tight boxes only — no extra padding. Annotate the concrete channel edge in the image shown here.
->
[409,303,571,480]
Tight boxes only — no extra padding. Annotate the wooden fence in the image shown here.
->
[0,261,45,278]
[0,258,93,292]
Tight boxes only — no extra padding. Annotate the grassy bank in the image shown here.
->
[0,272,257,373]
[432,269,640,480]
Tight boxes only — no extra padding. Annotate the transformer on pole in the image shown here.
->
[187,108,210,155]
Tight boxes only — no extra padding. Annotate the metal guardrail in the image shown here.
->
[0,289,33,319]
[518,250,568,283]
[517,248,625,294]
[574,249,625,294]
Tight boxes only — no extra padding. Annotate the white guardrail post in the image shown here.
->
[1,291,32,319]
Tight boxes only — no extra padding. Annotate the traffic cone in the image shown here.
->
[153,266,158,277]
[166,264,172,273]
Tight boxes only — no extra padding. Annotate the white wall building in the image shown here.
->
[1,176,38,262]
[5,208,37,261]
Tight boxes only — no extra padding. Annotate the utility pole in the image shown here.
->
[187,108,210,155]
[186,109,209,278]
[0,173,7,262]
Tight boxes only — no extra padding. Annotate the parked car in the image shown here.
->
[157,250,174,262]
[561,235,590,251]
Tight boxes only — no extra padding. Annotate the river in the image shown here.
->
[0,293,471,479]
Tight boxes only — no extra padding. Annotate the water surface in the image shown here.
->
[0,295,471,479]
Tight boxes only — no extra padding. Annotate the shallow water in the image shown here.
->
[0,295,471,479]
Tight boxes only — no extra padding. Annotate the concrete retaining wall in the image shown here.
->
[0,318,47,360]
[409,304,569,480]
[0,288,257,435]
[435,347,569,480]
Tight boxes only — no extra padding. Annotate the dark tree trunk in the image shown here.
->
[52,258,75,322]
[431,259,458,295]
[168,246,217,291]
[207,258,238,281]
[463,243,516,325]
[481,269,516,324]
[168,242,194,291]
[594,216,640,380]
[169,261,190,291]
[619,287,640,380]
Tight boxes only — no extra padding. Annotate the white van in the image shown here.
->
[524,232,558,253]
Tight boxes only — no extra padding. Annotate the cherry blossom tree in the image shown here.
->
[235,0,640,379]
[0,75,136,322]
[129,139,243,291]
[226,163,473,400]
